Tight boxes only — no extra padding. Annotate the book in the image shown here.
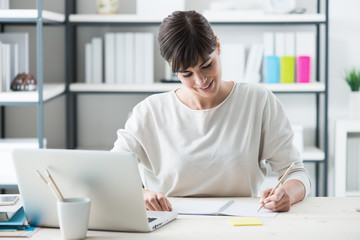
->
[0,32,29,74]
[220,43,245,82]
[263,32,279,83]
[173,200,278,217]
[244,44,263,83]
[264,56,279,83]
[115,33,125,84]
[91,38,103,84]
[280,32,295,83]
[0,41,2,92]
[85,43,92,83]
[134,32,145,84]
[295,32,315,83]
[124,33,134,84]
[0,0,10,9]
[143,33,154,84]
[2,43,11,91]
[0,197,22,222]
[104,32,116,84]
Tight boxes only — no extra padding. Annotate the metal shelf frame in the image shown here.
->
[65,0,329,196]
[0,1,65,148]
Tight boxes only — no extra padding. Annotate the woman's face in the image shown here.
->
[176,48,222,99]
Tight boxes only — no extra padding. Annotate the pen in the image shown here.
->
[35,170,64,202]
[257,162,296,212]
[45,169,66,202]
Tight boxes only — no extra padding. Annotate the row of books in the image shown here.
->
[0,195,39,237]
[85,32,154,85]
[263,32,315,84]
[0,33,29,92]
[195,32,315,85]
[0,0,9,9]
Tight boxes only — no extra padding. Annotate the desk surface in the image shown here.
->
[4,197,360,240]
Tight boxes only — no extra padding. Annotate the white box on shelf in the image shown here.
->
[136,0,185,17]
[292,124,304,153]
[0,138,47,186]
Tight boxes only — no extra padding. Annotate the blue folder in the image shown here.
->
[264,56,280,83]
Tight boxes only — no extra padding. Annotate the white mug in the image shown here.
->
[57,198,91,240]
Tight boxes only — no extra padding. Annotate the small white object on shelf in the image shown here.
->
[96,0,119,14]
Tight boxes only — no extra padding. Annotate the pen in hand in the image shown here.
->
[257,162,295,212]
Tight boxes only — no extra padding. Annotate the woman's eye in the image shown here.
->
[202,62,212,69]
[183,72,193,78]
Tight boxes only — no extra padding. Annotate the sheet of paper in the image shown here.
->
[173,200,229,215]
[221,201,278,217]
[229,217,263,226]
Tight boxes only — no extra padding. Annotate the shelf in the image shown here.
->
[263,82,325,93]
[70,82,325,94]
[302,146,325,162]
[0,83,65,105]
[0,9,65,23]
[69,13,326,24]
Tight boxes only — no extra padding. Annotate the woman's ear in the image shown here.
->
[215,35,221,54]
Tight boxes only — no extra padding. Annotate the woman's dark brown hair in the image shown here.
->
[158,10,217,73]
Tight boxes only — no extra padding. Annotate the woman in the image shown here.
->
[112,10,311,212]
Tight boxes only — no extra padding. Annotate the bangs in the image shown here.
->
[171,35,216,73]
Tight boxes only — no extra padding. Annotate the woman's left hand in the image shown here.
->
[260,186,291,212]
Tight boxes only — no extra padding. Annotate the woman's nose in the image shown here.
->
[195,73,207,85]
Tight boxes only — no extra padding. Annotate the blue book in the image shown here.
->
[264,56,279,83]
[0,207,27,228]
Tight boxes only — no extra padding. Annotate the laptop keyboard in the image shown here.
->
[148,217,157,223]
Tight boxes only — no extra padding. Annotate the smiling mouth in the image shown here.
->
[199,80,213,90]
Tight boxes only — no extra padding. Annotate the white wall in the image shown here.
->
[3,0,360,196]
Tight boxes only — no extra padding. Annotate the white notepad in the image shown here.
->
[173,200,278,217]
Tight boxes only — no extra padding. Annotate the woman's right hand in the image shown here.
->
[143,189,173,211]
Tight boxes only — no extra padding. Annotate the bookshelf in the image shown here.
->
[0,2,65,150]
[65,0,329,196]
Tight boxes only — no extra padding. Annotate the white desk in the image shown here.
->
[3,197,360,240]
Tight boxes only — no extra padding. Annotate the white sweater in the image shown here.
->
[112,82,311,197]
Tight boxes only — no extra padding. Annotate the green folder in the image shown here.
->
[280,56,295,83]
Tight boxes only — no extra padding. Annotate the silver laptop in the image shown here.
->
[12,148,177,232]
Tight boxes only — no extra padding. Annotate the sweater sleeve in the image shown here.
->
[111,103,148,166]
[259,88,312,198]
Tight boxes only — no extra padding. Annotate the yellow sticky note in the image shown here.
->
[229,218,262,226]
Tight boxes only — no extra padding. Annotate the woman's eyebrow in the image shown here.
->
[199,57,211,67]
[178,57,212,73]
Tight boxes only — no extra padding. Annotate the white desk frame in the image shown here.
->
[335,120,360,196]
